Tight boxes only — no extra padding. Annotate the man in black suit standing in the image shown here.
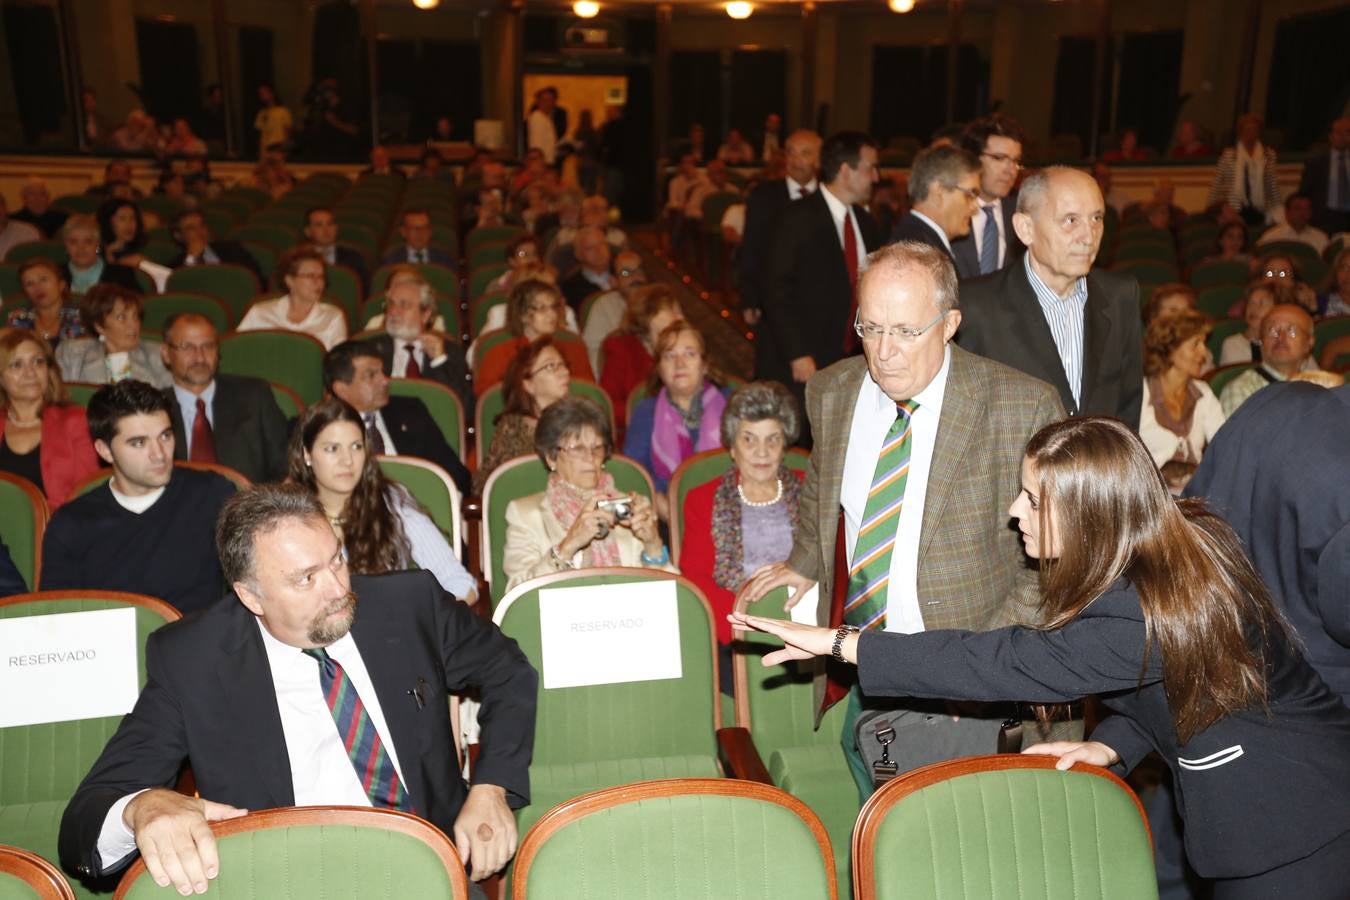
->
[161,313,290,483]
[738,129,821,326]
[324,340,471,494]
[957,166,1143,428]
[367,278,473,417]
[889,145,983,268]
[1298,116,1350,236]
[759,131,883,429]
[303,206,369,292]
[59,484,536,895]
[951,115,1026,280]
[167,210,263,284]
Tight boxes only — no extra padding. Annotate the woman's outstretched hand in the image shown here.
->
[727,613,858,666]
[1021,741,1121,770]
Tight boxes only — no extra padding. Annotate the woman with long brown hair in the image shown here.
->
[288,397,476,603]
[733,417,1350,897]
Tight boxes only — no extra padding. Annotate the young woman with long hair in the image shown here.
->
[733,417,1350,897]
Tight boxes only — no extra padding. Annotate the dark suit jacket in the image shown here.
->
[1185,383,1350,701]
[64,262,140,292]
[331,245,369,292]
[889,211,955,265]
[368,333,474,420]
[58,570,538,882]
[957,261,1143,427]
[167,374,290,484]
[856,577,1350,879]
[380,246,456,269]
[559,269,608,313]
[381,394,471,494]
[758,189,883,386]
[737,178,795,313]
[950,194,1022,280]
[1298,150,1349,232]
[168,241,263,284]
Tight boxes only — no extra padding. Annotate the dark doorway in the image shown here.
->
[1050,36,1111,155]
[375,37,481,143]
[669,49,722,153]
[2,3,67,144]
[1115,30,1183,156]
[869,44,988,146]
[135,18,203,124]
[238,25,276,152]
[1266,6,1350,150]
[729,48,786,141]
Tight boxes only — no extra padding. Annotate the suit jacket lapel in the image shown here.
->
[1008,263,1078,412]
[216,604,294,806]
[813,192,850,287]
[1077,272,1114,415]
[919,347,984,568]
[349,610,430,809]
[814,361,866,575]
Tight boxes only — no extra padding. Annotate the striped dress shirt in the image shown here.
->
[1023,253,1087,408]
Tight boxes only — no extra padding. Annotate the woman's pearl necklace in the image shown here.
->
[738,477,783,508]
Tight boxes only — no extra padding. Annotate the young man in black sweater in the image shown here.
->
[41,381,236,615]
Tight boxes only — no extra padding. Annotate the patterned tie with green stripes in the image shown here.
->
[844,400,919,632]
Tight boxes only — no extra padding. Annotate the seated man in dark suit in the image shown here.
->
[303,206,369,291]
[40,380,236,615]
[1298,116,1350,236]
[167,209,263,283]
[558,225,613,313]
[324,340,471,494]
[957,166,1143,428]
[367,277,474,417]
[160,313,290,483]
[889,144,983,268]
[380,209,454,267]
[58,484,537,896]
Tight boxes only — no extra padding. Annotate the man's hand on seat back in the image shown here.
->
[124,788,247,895]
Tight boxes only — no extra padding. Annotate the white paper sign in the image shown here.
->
[537,581,682,689]
[0,608,139,728]
[789,584,821,625]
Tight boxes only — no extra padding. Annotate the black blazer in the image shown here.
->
[59,570,538,882]
[379,246,456,269]
[168,241,263,284]
[856,578,1350,879]
[1185,383,1350,701]
[957,261,1143,428]
[737,178,795,313]
[65,262,140,292]
[1297,150,1348,232]
[380,394,471,495]
[166,374,290,484]
[889,211,956,265]
[949,194,1023,280]
[758,189,883,385]
[331,245,369,292]
[368,333,474,420]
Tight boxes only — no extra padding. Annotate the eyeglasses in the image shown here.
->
[529,359,569,376]
[1263,325,1308,340]
[853,311,947,343]
[981,151,1024,170]
[1262,269,1292,279]
[947,184,981,202]
[556,443,608,460]
[527,302,560,314]
[618,267,645,278]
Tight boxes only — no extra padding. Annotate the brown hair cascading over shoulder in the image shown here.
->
[1024,416,1281,742]
[500,335,560,422]
[286,397,413,577]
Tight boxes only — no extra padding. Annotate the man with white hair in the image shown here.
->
[11,177,68,238]
[366,277,473,416]
[957,165,1143,428]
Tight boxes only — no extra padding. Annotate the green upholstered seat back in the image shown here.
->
[861,766,1157,900]
[164,265,262,321]
[465,225,526,257]
[218,330,326,406]
[476,380,613,459]
[1204,363,1255,396]
[387,378,465,459]
[377,456,460,549]
[141,292,234,334]
[519,786,835,900]
[0,476,46,591]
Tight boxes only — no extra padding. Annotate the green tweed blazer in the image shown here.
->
[787,344,1065,637]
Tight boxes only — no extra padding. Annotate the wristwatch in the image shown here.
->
[832,624,859,663]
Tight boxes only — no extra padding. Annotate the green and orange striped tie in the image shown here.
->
[844,400,919,632]
[303,647,412,811]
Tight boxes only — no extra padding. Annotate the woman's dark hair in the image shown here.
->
[96,198,146,254]
[1024,416,1281,742]
[1216,221,1247,252]
[507,278,561,337]
[534,396,611,465]
[720,381,801,447]
[1143,309,1211,377]
[501,335,563,422]
[16,257,69,298]
[286,398,413,576]
[78,283,144,334]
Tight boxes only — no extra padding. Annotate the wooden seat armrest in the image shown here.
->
[717,727,773,784]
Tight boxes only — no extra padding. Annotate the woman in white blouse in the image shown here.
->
[1140,309,1225,493]
[238,247,348,349]
[288,397,476,603]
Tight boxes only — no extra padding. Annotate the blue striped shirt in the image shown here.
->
[1023,253,1088,408]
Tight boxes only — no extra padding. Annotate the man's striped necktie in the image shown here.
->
[844,400,919,632]
[303,647,412,811]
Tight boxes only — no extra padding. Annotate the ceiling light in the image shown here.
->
[726,2,753,20]
[412,0,440,9]
[888,0,916,12]
[574,0,600,17]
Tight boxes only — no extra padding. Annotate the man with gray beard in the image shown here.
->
[366,276,473,416]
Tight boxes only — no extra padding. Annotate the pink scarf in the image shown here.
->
[651,382,726,483]
[546,470,622,567]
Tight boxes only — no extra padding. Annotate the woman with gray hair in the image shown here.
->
[678,381,803,692]
[502,396,670,590]
[61,213,141,295]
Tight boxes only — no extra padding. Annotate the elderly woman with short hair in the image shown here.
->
[678,381,804,692]
[54,283,171,387]
[502,396,670,590]
[61,213,141,295]
[474,278,593,396]
[1140,309,1225,492]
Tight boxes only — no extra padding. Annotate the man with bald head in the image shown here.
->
[1219,303,1325,416]
[739,129,822,325]
[957,165,1143,427]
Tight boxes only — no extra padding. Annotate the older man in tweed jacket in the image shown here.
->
[741,241,1067,798]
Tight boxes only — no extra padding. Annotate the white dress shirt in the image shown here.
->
[840,345,951,634]
[390,339,447,378]
[970,201,1007,270]
[786,176,817,201]
[96,623,407,868]
[820,184,868,275]
[369,410,398,454]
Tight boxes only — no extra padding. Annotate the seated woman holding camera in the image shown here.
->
[288,397,476,602]
[679,381,804,692]
[502,396,672,590]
